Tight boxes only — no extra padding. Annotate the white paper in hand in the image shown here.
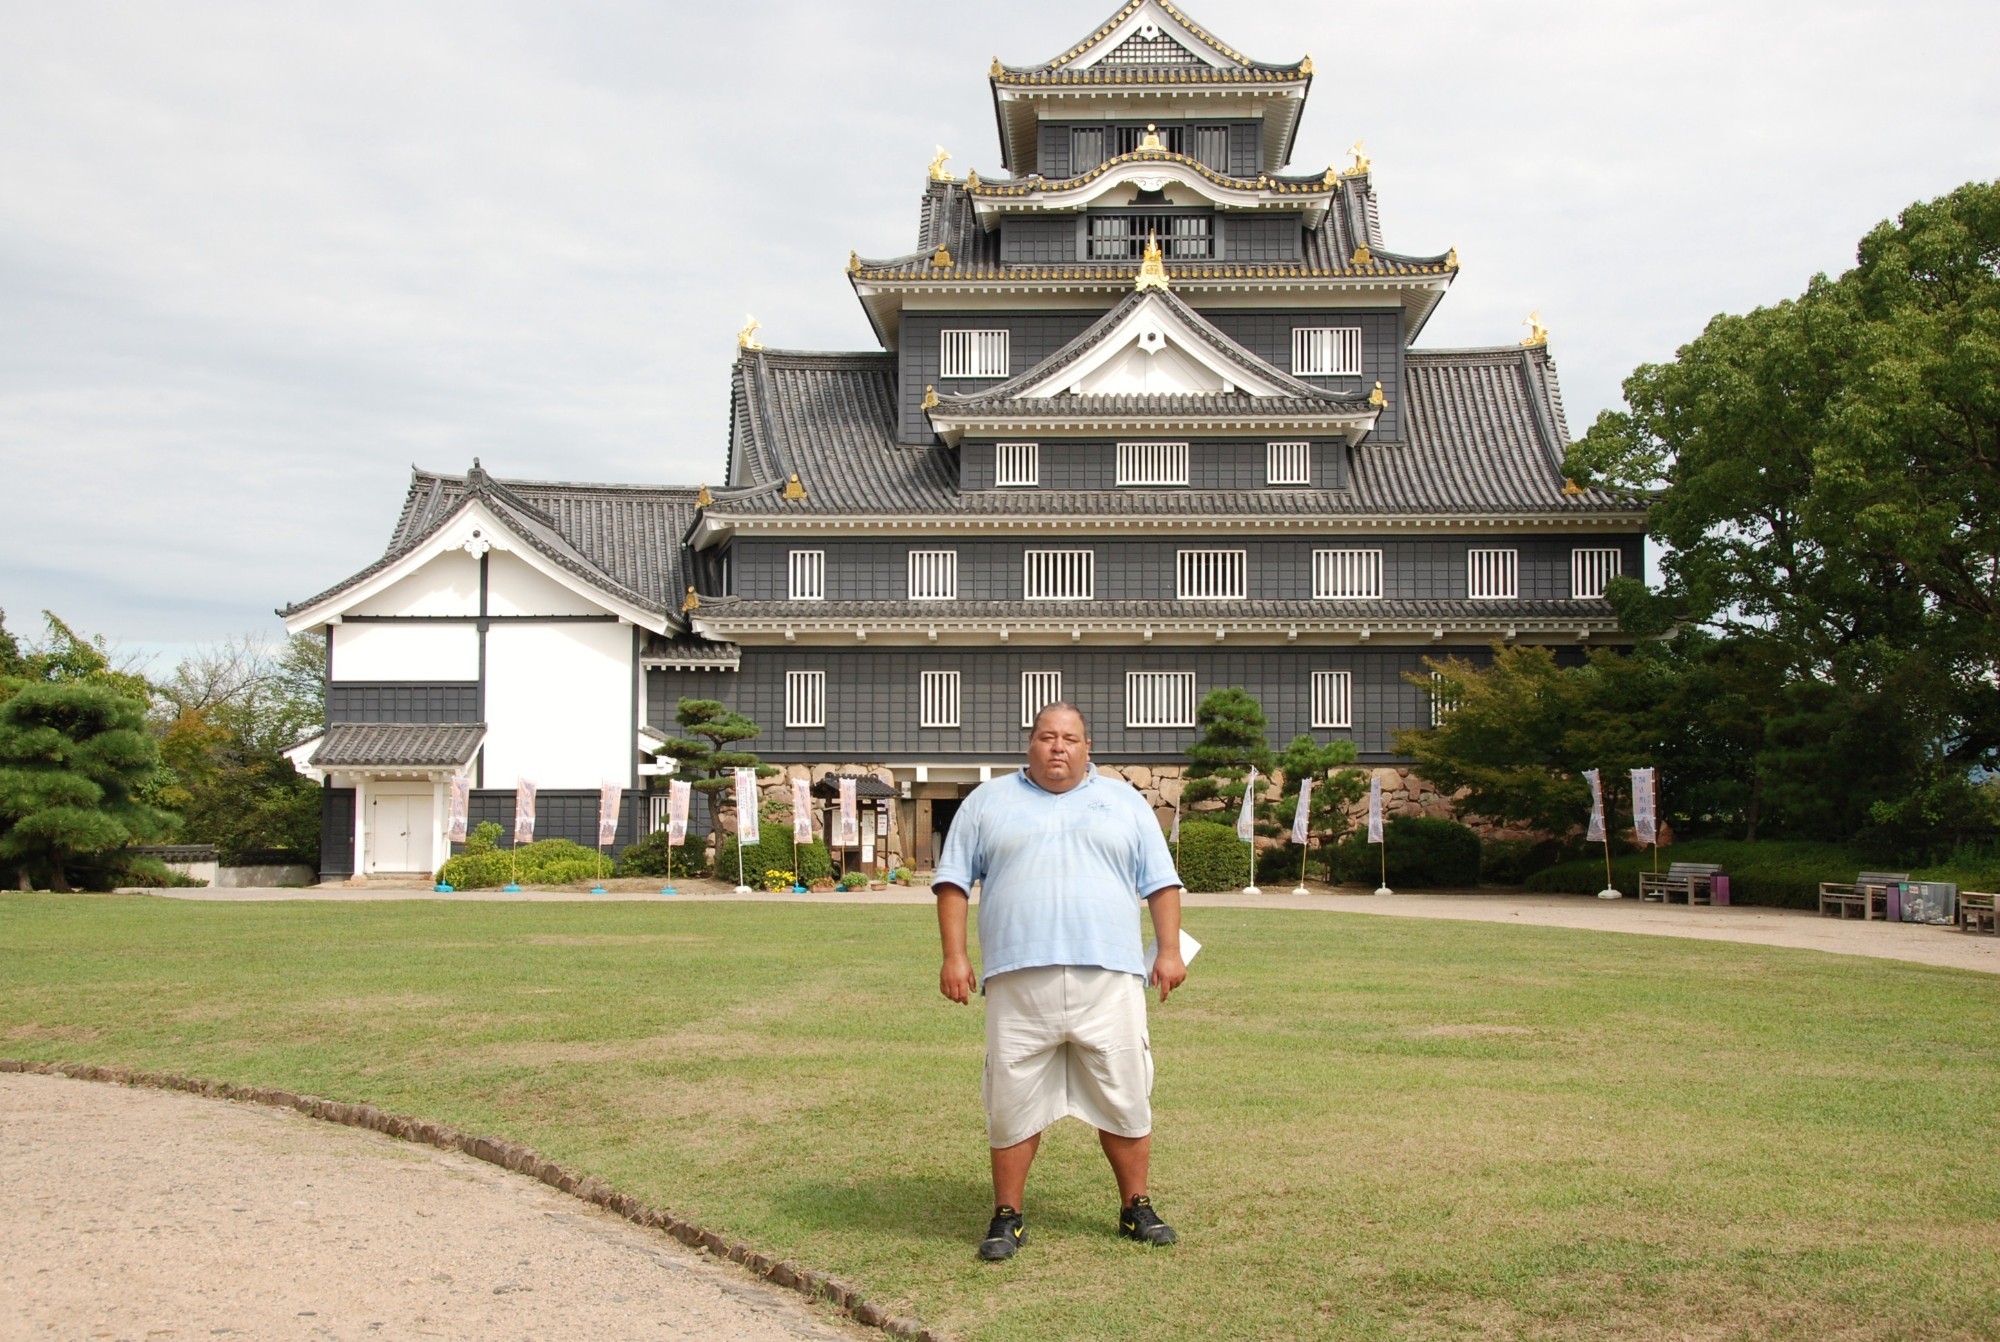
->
[1144,928,1202,974]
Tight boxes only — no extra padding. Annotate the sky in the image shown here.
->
[2,0,1995,673]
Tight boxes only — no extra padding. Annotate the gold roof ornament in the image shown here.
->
[931,245,954,268]
[783,472,807,501]
[1562,478,1586,496]
[921,385,940,411]
[846,250,861,275]
[1368,381,1386,408]
[1134,231,1171,292]
[1322,166,1340,188]
[965,169,981,191]
[1446,247,1459,270]
[928,146,954,182]
[1521,310,1550,347]
[696,483,713,508]
[681,585,700,613]
[1350,244,1373,265]
[1347,140,1371,176]
[1139,123,1164,152]
[990,56,1003,77]
[736,316,763,351]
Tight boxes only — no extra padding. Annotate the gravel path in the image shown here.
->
[0,1072,872,1342]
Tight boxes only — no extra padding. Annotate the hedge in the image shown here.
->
[1519,837,2000,909]
[437,837,607,889]
[715,833,834,886]
[1173,820,1257,893]
[1331,817,1481,889]
[616,828,710,879]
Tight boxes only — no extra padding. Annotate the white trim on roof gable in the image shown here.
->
[1066,1,1236,70]
[969,160,1335,229]
[1020,291,1288,399]
[283,497,673,635]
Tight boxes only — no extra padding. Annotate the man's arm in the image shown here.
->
[936,883,975,1004]
[1144,884,1186,1002]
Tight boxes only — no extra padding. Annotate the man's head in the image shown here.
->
[1025,701,1092,793]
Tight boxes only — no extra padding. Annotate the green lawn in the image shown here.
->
[3,894,1997,1341]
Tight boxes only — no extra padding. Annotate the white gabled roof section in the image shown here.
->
[968,159,1335,230]
[1022,291,1288,398]
[1065,1,1235,69]
[282,497,673,635]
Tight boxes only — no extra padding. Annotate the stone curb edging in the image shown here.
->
[1,1058,946,1342]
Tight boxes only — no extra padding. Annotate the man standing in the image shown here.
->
[933,702,1187,1261]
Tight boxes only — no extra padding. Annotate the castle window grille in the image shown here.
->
[1313,549,1383,600]
[1190,125,1230,171]
[940,329,1009,378]
[1021,671,1063,728]
[1113,123,1185,154]
[1292,327,1362,377]
[1127,671,1196,728]
[1023,549,1094,600]
[1572,547,1622,599]
[786,671,825,729]
[1467,549,1519,600]
[1429,670,1462,727]
[1102,33,1202,66]
[995,442,1039,487]
[1178,549,1247,600]
[1070,126,1106,171]
[907,550,958,601]
[1117,441,1189,486]
[1311,671,1354,729]
[788,550,825,601]
[1088,213,1211,260]
[921,671,961,729]
[1267,441,1312,485]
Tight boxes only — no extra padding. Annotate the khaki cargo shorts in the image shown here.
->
[982,964,1153,1149]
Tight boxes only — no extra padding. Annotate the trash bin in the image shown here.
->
[1711,875,1730,906]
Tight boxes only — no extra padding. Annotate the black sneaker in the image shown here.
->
[978,1205,1026,1261]
[1118,1194,1177,1246]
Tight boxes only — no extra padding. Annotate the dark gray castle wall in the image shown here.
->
[326,682,480,724]
[461,789,647,854]
[899,311,1099,442]
[959,437,1348,491]
[319,787,355,882]
[1204,309,1405,438]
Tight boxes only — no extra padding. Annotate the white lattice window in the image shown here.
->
[1020,671,1063,728]
[786,670,825,728]
[1267,441,1311,486]
[1313,549,1382,599]
[908,550,958,601]
[1467,549,1519,600]
[1023,549,1094,600]
[1116,441,1189,486]
[1311,671,1353,729]
[995,442,1039,487]
[1292,327,1362,376]
[1572,547,1622,599]
[788,550,824,601]
[1178,549,1246,600]
[1429,670,1461,727]
[1127,671,1196,728]
[920,671,961,728]
[940,329,1009,378]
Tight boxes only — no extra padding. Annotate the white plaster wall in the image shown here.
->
[349,549,480,617]
[330,623,479,682]
[486,551,604,618]
[482,622,631,788]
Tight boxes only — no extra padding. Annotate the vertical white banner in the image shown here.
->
[838,777,859,847]
[1168,803,1180,845]
[513,779,537,845]
[1291,776,1314,845]
[791,776,813,844]
[1630,767,1657,845]
[597,780,622,848]
[734,768,760,843]
[447,777,469,844]
[666,779,691,845]
[1367,773,1384,844]
[1236,769,1259,841]
[1585,769,1606,843]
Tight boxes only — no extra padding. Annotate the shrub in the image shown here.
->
[118,857,208,889]
[1521,838,1861,907]
[1480,838,1567,886]
[1174,819,1256,893]
[762,868,796,893]
[1332,817,1481,888]
[716,833,832,887]
[616,827,709,878]
[464,821,503,855]
[438,837,606,889]
[838,870,869,890]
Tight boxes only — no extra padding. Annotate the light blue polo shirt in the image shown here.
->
[933,765,1182,981]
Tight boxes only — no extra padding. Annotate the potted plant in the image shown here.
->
[837,871,869,892]
[892,865,914,885]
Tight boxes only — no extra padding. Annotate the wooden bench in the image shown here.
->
[1819,871,1909,920]
[1961,891,1997,935]
[1639,861,1723,905]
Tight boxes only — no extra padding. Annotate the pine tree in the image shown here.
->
[0,681,176,890]
[1275,733,1369,882]
[1181,687,1277,833]
[658,699,778,850]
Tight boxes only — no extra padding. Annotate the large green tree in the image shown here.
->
[0,681,176,890]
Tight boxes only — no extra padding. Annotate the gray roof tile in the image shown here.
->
[312,723,486,769]
[694,597,1616,623]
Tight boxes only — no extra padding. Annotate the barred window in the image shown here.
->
[940,329,1009,378]
[1117,441,1189,486]
[1572,547,1622,599]
[1313,549,1383,600]
[1429,670,1461,727]
[1127,671,1196,728]
[920,671,961,729]
[1267,441,1311,486]
[1070,126,1106,171]
[786,670,825,729]
[788,550,824,601]
[1178,549,1247,600]
[1311,671,1353,729]
[1024,549,1094,600]
[1021,671,1063,728]
[1467,549,1519,600]
[1292,327,1362,377]
[1190,125,1230,171]
[995,442,1039,487]
[907,550,958,601]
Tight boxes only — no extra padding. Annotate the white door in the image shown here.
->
[370,796,414,872]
